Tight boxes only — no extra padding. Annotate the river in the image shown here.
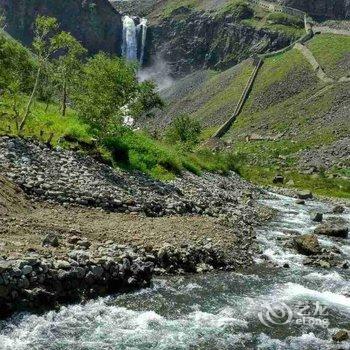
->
[0,193,349,349]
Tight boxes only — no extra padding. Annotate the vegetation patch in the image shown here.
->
[306,34,350,79]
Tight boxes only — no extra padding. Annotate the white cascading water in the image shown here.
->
[122,15,138,61]
[137,18,148,65]
[122,15,147,65]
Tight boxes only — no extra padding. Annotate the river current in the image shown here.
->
[0,193,349,349]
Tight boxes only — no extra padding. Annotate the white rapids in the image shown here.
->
[0,193,349,349]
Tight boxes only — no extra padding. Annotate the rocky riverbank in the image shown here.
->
[0,136,267,318]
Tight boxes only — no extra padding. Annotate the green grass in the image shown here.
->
[0,94,91,145]
[237,165,350,199]
[0,93,239,180]
[307,34,350,79]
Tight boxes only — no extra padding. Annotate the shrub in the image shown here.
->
[222,1,254,19]
[267,13,304,28]
[165,115,202,150]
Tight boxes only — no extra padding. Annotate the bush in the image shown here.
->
[222,1,254,19]
[165,115,202,150]
[267,13,304,28]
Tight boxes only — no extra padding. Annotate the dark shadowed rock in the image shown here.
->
[294,234,321,255]
[310,212,323,222]
[314,224,348,238]
[332,205,345,214]
[273,175,284,184]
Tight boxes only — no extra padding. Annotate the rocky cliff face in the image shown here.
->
[275,0,350,19]
[0,0,123,55]
[147,8,292,76]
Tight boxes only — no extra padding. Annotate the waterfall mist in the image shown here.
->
[138,57,174,91]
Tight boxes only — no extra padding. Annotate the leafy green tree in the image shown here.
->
[165,115,202,149]
[19,16,63,131]
[0,34,36,93]
[54,31,86,116]
[73,53,139,133]
[129,80,164,118]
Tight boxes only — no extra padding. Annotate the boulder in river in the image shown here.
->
[314,224,348,238]
[297,190,313,200]
[294,234,321,255]
[332,330,349,342]
[310,212,323,222]
[332,205,345,214]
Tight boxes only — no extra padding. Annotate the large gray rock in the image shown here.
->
[294,234,321,255]
[297,190,313,200]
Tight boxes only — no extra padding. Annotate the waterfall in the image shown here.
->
[122,15,138,61]
[122,15,147,65]
[137,18,148,65]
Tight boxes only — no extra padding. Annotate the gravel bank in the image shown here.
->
[0,136,268,318]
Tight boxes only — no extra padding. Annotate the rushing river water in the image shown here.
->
[0,194,349,350]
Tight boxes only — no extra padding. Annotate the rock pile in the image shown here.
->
[0,137,259,225]
[0,250,153,319]
[0,236,256,318]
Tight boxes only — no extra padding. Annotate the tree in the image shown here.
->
[165,115,202,149]
[129,80,164,118]
[19,16,62,131]
[72,53,139,134]
[54,31,86,116]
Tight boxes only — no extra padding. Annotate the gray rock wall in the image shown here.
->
[0,0,123,55]
[147,9,292,76]
[273,0,350,19]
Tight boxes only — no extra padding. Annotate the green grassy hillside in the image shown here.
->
[154,33,350,197]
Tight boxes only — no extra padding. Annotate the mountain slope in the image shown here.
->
[151,33,350,197]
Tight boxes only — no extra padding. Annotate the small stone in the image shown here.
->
[273,175,284,184]
[67,236,80,244]
[296,199,305,205]
[332,330,349,342]
[42,232,59,247]
[332,205,345,214]
[21,265,33,275]
[76,240,91,249]
[90,265,104,279]
[319,260,331,269]
[54,260,71,270]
